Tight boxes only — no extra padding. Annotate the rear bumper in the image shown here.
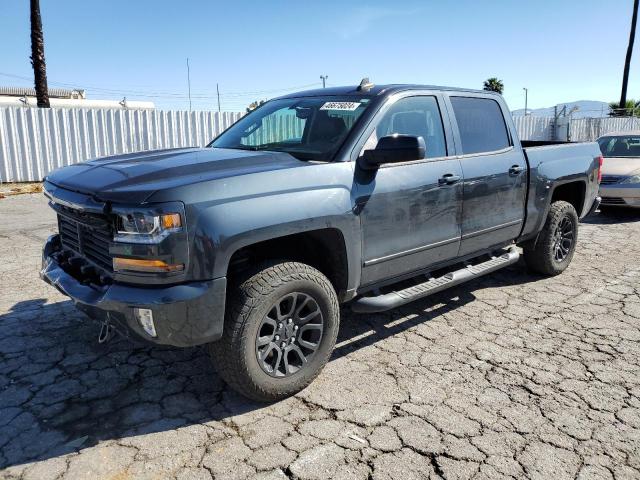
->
[40,234,226,347]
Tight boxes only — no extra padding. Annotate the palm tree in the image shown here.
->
[609,99,640,116]
[619,0,639,115]
[483,78,504,94]
[30,0,50,108]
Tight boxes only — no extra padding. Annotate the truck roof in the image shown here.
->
[276,84,498,99]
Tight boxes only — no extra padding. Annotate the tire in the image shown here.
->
[523,200,579,276]
[208,261,340,402]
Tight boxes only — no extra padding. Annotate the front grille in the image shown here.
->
[600,196,626,205]
[600,175,623,185]
[57,208,113,271]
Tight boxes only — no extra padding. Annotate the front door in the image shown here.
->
[355,94,463,286]
[447,95,527,256]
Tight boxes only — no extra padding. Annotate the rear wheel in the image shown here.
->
[523,200,578,276]
[209,261,339,402]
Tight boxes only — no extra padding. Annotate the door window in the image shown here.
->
[361,96,447,158]
[450,97,510,154]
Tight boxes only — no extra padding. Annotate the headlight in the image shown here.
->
[620,175,640,184]
[114,211,183,244]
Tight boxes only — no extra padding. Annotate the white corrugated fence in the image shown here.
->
[568,116,640,142]
[2,105,640,182]
[0,107,242,182]
[512,116,554,141]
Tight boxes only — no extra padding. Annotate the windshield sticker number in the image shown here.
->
[320,102,361,111]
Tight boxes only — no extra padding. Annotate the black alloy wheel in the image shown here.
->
[552,216,574,262]
[255,292,324,377]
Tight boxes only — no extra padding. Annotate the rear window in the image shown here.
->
[450,97,510,154]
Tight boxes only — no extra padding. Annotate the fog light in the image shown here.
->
[134,308,157,337]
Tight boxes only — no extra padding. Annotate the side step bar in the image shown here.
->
[351,247,520,313]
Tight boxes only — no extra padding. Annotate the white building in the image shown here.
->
[0,86,155,109]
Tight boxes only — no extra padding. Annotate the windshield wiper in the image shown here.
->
[228,145,260,151]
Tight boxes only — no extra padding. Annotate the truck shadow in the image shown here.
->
[582,209,640,225]
[335,262,536,359]
[0,263,537,469]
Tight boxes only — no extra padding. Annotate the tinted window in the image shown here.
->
[450,97,510,154]
[362,96,447,158]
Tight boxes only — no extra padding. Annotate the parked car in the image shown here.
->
[41,82,602,401]
[597,132,640,209]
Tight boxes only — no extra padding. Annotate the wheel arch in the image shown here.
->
[550,180,587,217]
[520,180,586,250]
[226,227,355,301]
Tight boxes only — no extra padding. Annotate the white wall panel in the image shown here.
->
[0,107,243,182]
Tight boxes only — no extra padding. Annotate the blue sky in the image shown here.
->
[0,0,638,113]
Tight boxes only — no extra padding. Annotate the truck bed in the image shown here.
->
[519,140,601,242]
[521,140,573,148]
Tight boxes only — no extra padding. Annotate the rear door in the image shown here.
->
[353,93,463,286]
[446,94,526,256]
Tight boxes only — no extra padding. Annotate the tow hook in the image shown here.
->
[98,315,115,344]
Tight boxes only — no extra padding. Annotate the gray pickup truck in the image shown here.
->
[41,82,602,401]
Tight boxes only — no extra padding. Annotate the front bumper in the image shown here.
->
[40,234,226,347]
[599,184,640,208]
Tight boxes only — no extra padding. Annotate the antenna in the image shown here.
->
[357,77,374,91]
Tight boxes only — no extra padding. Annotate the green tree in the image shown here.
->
[246,99,266,113]
[483,77,504,94]
[608,99,640,116]
[30,0,50,108]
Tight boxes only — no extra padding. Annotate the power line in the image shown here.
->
[0,71,321,99]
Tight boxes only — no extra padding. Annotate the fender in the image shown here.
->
[519,143,600,241]
[175,161,362,291]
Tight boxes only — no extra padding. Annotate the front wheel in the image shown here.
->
[523,200,579,276]
[209,261,340,402]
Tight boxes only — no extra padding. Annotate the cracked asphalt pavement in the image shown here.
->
[1,193,640,480]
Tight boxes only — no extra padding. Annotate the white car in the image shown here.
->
[597,132,640,208]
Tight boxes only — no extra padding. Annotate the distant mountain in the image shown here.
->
[511,100,610,118]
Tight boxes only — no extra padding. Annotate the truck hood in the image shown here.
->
[602,156,640,176]
[45,147,308,203]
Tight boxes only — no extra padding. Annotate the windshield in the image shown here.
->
[210,96,371,161]
[598,135,640,158]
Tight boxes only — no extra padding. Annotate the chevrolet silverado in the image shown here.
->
[41,81,602,401]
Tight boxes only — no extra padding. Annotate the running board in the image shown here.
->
[351,247,520,313]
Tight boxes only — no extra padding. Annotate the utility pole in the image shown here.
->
[320,75,328,88]
[216,83,221,112]
[30,0,50,108]
[523,87,528,116]
[619,0,639,115]
[186,58,192,111]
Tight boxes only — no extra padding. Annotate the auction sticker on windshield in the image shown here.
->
[320,102,361,111]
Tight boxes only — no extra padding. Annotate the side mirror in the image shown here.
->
[361,134,426,170]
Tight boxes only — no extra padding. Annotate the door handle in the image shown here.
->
[438,173,461,185]
[509,165,525,175]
